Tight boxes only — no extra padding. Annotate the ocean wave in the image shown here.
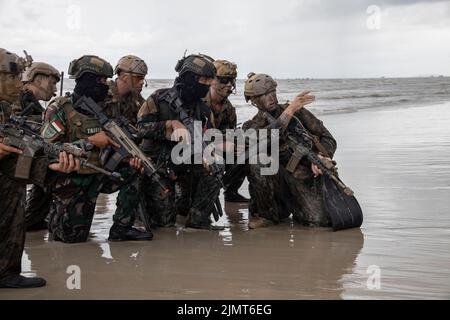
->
[433,91,450,95]
[320,93,402,100]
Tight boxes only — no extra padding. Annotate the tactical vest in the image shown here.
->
[56,97,103,174]
[140,88,212,161]
[140,89,179,160]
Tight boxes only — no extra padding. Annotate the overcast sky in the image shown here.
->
[1,0,450,78]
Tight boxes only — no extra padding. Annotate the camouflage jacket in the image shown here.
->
[0,100,21,125]
[0,100,48,185]
[202,92,237,133]
[40,94,103,174]
[102,80,144,126]
[243,104,337,175]
[137,87,214,162]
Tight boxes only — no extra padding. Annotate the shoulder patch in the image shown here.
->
[42,119,65,140]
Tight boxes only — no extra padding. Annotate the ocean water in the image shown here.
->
[59,76,450,122]
[5,77,448,299]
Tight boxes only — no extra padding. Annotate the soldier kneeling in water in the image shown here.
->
[242,73,336,229]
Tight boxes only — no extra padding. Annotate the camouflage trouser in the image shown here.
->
[248,164,330,227]
[113,167,139,227]
[139,165,221,228]
[48,170,134,243]
[140,171,176,228]
[176,167,221,226]
[0,174,26,280]
[25,184,53,229]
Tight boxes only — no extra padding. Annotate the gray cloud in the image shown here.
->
[1,0,450,78]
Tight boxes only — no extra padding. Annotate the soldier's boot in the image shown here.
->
[248,216,274,229]
[0,275,46,289]
[224,191,249,203]
[185,205,207,229]
[185,209,225,231]
[108,223,153,241]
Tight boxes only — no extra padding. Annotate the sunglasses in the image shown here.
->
[217,77,235,85]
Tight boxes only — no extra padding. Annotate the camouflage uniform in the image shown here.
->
[0,101,50,281]
[40,55,111,243]
[243,104,337,226]
[0,48,50,288]
[42,91,138,242]
[19,62,62,230]
[102,79,145,228]
[25,183,52,230]
[139,89,222,227]
[203,92,248,200]
[203,92,237,133]
[103,80,144,124]
[137,54,221,229]
[23,89,54,231]
[42,55,153,243]
[205,60,249,202]
[0,100,25,281]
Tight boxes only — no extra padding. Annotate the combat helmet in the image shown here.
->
[244,72,277,102]
[114,55,148,76]
[214,60,237,78]
[175,53,216,78]
[23,62,60,83]
[68,55,113,79]
[0,48,31,74]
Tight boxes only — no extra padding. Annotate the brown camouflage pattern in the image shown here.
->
[103,80,144,126]
[243,104,336,226]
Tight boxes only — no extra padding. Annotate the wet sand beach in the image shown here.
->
[1,102,449,300]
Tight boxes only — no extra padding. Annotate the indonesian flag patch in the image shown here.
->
[43,119,65,140]
[51,120,64,133]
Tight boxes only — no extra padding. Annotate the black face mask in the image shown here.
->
[175,72,210,103]
[74,73,109,103]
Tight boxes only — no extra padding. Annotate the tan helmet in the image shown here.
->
[114,55,148,76]
[244,72,277,102]
[0,48,28,103]
[23,62,60,83]
[0,48,26,74]
[68,55,113,79]
[214,60,237,78]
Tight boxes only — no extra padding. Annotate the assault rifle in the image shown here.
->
[164,90,225,187]
[165,90,225,222]
[0,115,122,181]
[76,96,169,195]
[19,90,45,118]
[263,111,354,196]
[263,110,363,231]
